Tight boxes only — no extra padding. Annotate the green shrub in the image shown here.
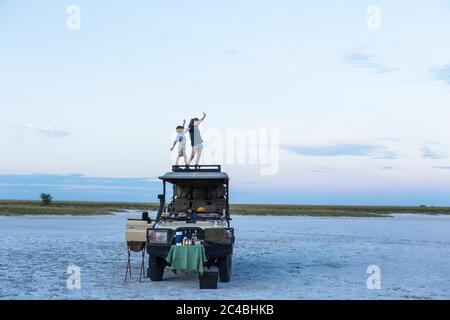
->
[40,193,53,206]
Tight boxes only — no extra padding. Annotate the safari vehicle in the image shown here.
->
[146,165,234,282]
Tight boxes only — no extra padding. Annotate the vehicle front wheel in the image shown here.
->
[148,256,166,281]
[217,255,232,282]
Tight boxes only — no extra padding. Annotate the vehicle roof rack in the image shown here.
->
[172,165,222,172]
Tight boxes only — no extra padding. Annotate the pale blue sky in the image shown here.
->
[1,1,450,205]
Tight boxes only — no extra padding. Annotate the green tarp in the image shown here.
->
[165,245,207,274]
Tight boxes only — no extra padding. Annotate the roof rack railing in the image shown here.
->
[172,165,222,172]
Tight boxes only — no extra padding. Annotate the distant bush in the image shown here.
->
[40,193,53,206]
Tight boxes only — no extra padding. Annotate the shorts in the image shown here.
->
[193,143,203,151]
[178,144,186,157]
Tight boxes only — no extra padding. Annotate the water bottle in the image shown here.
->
[175,231,183,246]
[182,231,188,246]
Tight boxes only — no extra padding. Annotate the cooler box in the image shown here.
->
[199,271,218,289]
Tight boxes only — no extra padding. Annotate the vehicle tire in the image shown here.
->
[149,255,165,281]
[217,255,232,282]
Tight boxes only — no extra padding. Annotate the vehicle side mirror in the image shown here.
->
[158,194,164,201]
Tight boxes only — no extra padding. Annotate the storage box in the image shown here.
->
[199,271,218,289]
[125,219,153,242]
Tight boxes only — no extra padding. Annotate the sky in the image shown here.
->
[1,0,450,205]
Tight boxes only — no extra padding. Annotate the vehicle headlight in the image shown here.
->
[149,230,169,243]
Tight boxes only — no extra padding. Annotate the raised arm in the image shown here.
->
[198,112,206,124]
[182,119,186,127]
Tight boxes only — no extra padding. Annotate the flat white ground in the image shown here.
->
[0,213,449,299]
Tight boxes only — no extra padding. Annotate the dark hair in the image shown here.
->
[193,118,199,121]
[176,126,184,130]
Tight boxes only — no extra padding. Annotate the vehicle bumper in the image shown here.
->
[147,243,233,260]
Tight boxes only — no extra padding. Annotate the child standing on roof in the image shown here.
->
[170,119,188,165]
[187,112,206,166]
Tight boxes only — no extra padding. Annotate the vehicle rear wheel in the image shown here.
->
[149,256,165,281]
[217,255,232,282]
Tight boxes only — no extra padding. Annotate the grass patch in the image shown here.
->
[0,200,158,216]
[230,204,450,217]
[1,200,449,217]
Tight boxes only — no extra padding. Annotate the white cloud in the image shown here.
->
[343,50,396,74]
[6,124,71,138]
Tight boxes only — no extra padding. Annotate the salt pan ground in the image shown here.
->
[1,213,449,299]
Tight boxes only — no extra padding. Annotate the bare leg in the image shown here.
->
[187,149,195,165]
[194,148,202,165]
[175,155,180,165]
[183,154,188,165]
